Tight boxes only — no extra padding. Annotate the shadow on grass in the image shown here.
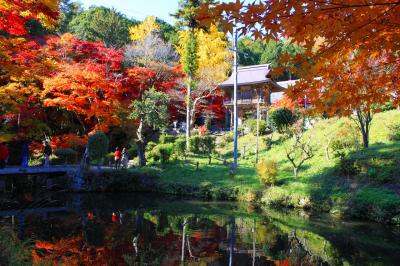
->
[304,141,400,217]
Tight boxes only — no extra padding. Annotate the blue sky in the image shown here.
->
[78,0,239,24]
[78,0,184,24]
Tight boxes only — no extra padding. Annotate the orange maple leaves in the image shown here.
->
[202,0,400,115]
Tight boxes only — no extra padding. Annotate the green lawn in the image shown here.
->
[134,110,400,222]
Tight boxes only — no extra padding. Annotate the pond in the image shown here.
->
[0,192,399,265]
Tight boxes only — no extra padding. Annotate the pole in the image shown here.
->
[181,218,187,264]
[229,218,235,266]
[255,89,260,164]
[252,219,256,266]
[232,26,239,172]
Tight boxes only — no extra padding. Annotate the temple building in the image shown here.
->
[218,64,289,127]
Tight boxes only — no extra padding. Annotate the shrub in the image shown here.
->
[263,137,272,150]
[339,158,360,176]
[261,187,292,206]
[244,118,270,135]
[54,148,77,164]
[159,134,176,144]
[104,152,115,166]
[145,141,157,152]
[330,125,360,158]
[387,123,400,141]
[219,132,234,148]
[269,107,297,133]
[158,143,174,165]
[48,154,63,165]
[88,131,109,161]
[174,136,186,157]
[0,226,33,265]
[127,146,138,158]
[189,135,201,153]
[201,135,216,164]
[147,145,160,162]
[256,159,279,187]
[349,187,400,223]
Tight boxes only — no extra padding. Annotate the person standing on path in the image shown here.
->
[121,147,129,169]
[43,141,52,167]
[114,147,121,169]
[0,143,9,169]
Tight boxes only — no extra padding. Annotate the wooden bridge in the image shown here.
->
[0,165,79,177]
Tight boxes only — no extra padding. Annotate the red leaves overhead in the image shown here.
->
[0,0,59,36]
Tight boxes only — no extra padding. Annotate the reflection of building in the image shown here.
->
[218,64,286,127]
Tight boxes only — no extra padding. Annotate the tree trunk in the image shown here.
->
[325,145,330,160]
[294,167,298,178]
[208,153,211,165]
[361,130,369,148]
[186,76,192,151]
[136,119,146,167]
[355,109,372,148]
[137,141,146,167]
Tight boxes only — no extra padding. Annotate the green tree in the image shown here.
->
[269,107,298,134]
[201,135,216,164]
[157,18,179,46]
[57,0,83,33]
[174,0,216,151]
[238,37,302,81]
[88,131,109,169]
[68,6,138,47]
[129,88,170,166]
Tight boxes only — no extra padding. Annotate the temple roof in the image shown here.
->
[218,64,285,92]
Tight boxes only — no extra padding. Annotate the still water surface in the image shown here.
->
[1,193,399,265]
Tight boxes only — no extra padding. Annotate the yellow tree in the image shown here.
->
[129,16,160,42]
[174,24,231,127]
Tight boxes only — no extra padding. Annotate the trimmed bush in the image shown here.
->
[256,159,278,187]
[201,135,216,164]
[174,136,186,157]
[54,148,77,164]
[88,131,109,161]
[159,134,176,144]
[158,143,174,165]
[269,107,297,133]
[145,141,157,152]
[189,135,201,153]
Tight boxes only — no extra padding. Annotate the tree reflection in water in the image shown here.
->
[0,193,400,265]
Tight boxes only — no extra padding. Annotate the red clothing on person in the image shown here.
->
[0,145,9,160]
[114,150,121,160]
[111,212,118,223]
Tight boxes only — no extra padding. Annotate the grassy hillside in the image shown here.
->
[136,110,400,223]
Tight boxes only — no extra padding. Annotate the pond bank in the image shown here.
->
[80,169,400,226]
[2,166,399,226]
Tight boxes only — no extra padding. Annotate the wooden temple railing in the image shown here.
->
[223,97,265,105]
